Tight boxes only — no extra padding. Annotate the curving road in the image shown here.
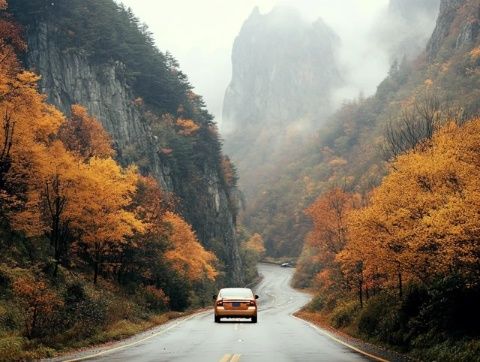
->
[61,264,374,362]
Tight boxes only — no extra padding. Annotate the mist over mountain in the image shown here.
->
[223,6,342,197]
[373,0,440,62]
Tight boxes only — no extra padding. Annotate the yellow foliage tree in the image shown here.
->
[163,211,217,281]
[345,118,480,297]
[75,158,144,283]
[176,119,200,136]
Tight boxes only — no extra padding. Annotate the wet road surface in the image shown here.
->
[61,264,373,362]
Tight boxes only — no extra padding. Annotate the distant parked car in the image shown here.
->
[280,262,292,267]
[213,288,259,323]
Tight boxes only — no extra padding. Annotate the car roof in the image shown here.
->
[220,288,252,292]
[219,288,254,298]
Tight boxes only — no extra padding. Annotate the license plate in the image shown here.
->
[232,302,241,307]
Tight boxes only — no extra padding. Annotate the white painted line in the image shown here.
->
[62,311,208,362]
[291,315,389,362]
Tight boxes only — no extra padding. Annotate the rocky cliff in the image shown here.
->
[223,7,340,132]
[427,0,478,61]
[223,6,342,197]
[15,9,243,284]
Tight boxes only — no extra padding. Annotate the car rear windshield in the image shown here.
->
[220,289,253,299]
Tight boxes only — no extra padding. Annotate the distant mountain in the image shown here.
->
[246,0,480,258]
[223,6,342,198]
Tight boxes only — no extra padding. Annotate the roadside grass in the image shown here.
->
[0,310,192,361]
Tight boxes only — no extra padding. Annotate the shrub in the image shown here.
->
[12,278,63,339]
[143,286,169,311]
[357,293,401,343]
[306,295,326,312]
[330,300,359,328]
[0,336,24,361]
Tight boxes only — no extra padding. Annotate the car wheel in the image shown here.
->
[251,316,257,323]
[214,315,221,323]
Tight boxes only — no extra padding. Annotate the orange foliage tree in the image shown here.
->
[59,104,114,159]
[345,119,480,295]
[163,211,217,282]
[303,188,361,294]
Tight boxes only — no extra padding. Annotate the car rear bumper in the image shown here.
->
[215,306,257,318]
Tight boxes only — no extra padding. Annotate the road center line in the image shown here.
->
[219,354,232,362]
[219,354,241,362]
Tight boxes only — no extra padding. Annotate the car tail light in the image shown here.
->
[216,300,223,306]
[249,300,256,306]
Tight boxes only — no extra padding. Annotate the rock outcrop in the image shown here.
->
[223,7,340,133]
[426,0,479,61]
[22,21,243,284]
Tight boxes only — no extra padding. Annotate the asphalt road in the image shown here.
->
[65,264,373,362]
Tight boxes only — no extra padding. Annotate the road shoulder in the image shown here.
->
[46,309,210,362]
[294,311,413,362]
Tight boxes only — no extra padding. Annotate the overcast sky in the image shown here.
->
[118,0,390,127]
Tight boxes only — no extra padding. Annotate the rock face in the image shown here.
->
[27,22,173,190]
[426,0,478,61]
[23,21,243,284]
[222,6,341,196]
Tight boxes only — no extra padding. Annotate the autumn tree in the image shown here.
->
[115,176,173,285]
[75,158,144,284]
[163,211,217,282]
[244,233,266,257]
[301,188,363,300]
[382,91,466,160]
[346,117,480,300]
[59,104,114,159]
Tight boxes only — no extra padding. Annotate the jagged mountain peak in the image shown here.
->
[222,6,342,198]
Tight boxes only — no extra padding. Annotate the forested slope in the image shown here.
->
[248,0,480,257]
[0,1,244,359]
[8,0,243,284]
[291,0,480,359]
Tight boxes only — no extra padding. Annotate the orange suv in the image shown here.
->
[213,288,259,323]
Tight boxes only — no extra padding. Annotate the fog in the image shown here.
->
[118,0,438,127]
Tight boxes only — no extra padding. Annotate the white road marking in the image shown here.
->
[291,315,389,362]
[62,311,209,362]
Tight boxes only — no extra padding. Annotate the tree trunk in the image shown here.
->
[358,280,363,308]
[94,259,99,284]
[398,271,403,299]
